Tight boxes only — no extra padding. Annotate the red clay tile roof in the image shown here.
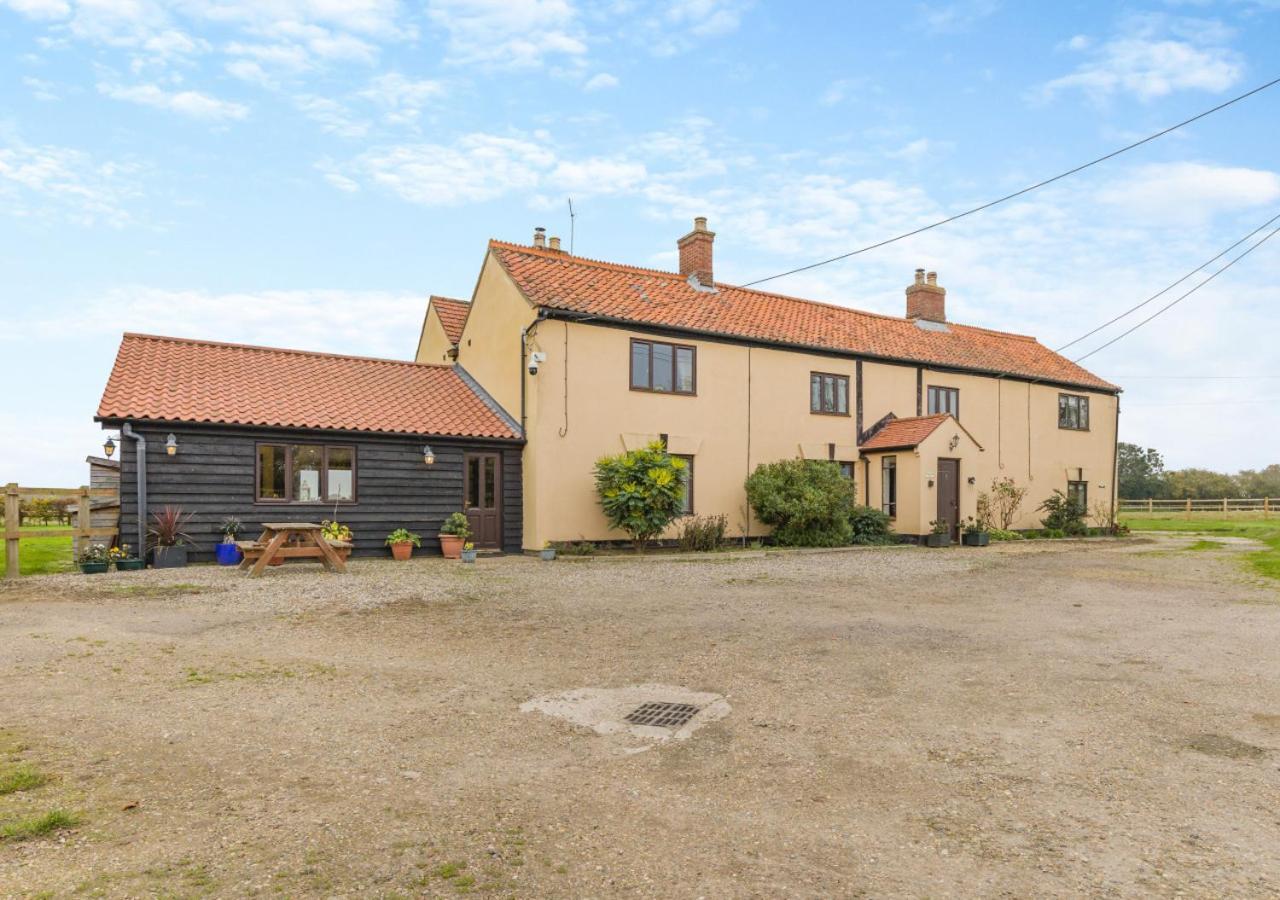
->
[859,414,951,451]
[97,333,520,440]
[430,295,470,344]
[490,241,1118,392]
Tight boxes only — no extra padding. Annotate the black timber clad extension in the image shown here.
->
[116,423,522,559]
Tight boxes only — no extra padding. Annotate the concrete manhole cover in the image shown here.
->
[520,684,730,750]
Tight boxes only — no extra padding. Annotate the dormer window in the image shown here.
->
[927,385,959,418]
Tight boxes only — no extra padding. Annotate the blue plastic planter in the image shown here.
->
[215,542,243,566]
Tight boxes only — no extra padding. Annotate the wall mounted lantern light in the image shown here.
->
[165,433,178,456]
[967,476,976,485]
[423,445,436,466]
[926,473,935,488]
[949,434,960,451]
[103,436,116,459]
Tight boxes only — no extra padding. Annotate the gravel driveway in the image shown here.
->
[1,536,1278,898]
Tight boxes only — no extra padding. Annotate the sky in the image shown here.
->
[1,0,1278,487]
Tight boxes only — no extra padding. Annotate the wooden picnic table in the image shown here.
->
[236,522,347,577]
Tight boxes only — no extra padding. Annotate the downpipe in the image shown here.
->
[121,423,147,553]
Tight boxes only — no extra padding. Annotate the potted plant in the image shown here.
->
[321,520,354,562]
[961,516,990,547]
[385,528,421,562]
[149,505,195,568]
[540,541,556,562]
[109,544,145,571]
[925,520,951,548]
[215,517,243,566]
[78,543,109,574]
[460,541,477,563]
[438,512,470,560]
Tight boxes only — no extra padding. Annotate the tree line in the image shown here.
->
[0,497,76,527]
[1118,443,1280,499]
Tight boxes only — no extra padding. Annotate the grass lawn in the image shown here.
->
[1122,514,1280,581]
[0,524,75,576]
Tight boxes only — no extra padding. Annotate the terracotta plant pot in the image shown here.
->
[439,534,464,559]
[390,541,414,562]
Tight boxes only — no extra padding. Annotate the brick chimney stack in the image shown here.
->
[678,216,715,287]
[906,268,946,322]
[533,227,546,249]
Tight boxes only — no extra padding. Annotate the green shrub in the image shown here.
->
[988,528,1023,541]
[1042,528,1066,539]
[744,460,855,547]
[1038,489,1087,535]
[677,514,727,552]
[849,505,894,544]
[594,441,688,552]
[552,540,596,556]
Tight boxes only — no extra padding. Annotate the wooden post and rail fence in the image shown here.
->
[1117,497,1273,518]
[3,484,119,580]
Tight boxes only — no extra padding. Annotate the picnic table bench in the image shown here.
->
[237,522,348,577]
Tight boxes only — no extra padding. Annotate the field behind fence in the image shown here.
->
[4,484,118,578]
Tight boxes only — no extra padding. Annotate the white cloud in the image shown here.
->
[916,0,999,34]
[1,0,70,18]
[583,72,618,92]
[426,0,587,69]
[97,81,249,120]
[642,0,747,55]
[1096,162,1280,225]
[1039,17,1242,101]
[358,72,446,124]
[337,134,556,205]
[887,138,936,162]
[295,95,368,137]
[0,139,141,227]
[22,75,60,101]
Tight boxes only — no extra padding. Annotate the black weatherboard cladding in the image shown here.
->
[115,423,522,559]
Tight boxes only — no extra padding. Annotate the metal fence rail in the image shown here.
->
[1119,497,1273,516]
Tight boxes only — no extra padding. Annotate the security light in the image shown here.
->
[166,434,178,456]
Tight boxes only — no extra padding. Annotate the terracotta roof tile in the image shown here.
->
[859,414,951,451]
[430,295,470,344]
[97,333,519,440]
[490,241,1118,392]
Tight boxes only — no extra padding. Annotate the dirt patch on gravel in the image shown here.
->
[1,537,1279,897]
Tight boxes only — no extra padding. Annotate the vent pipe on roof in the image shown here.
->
[533,227,546,249]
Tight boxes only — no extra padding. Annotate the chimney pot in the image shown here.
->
[678,216,716,287]
[533,227,546,249]
[906,268,946,322]
[549,236,561,251]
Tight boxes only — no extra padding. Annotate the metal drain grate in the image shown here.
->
[624,702,701,729]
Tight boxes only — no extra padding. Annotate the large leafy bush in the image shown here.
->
[745,460,855,547]
[594,441,688,551]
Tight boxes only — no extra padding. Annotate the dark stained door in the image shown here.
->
[464,453,502,549]
[936,458,960,541]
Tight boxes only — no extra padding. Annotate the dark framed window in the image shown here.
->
[837,460,855,480]
[1058,393,1090,430]
[630,339,696,395]
[810,372,850,415]
[256,443,357,503]
[1067,480,1088,513]
[927,385,959,418]
[674,454,694,514]
[881,455,897,518]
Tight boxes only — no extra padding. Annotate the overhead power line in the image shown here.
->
[1072,222,1280,363]
[739,75,1280,288]
[1057,210,1280,351]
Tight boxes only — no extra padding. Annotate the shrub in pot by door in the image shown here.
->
[215,517,244,566]
[386,528,421,562]
[960,516,990,547]
[438,512,470,560]
[78,544,109,575]
[460,542,477,563]
[149,505,195,568]
[925,520,951,548]
[540,542,556,561]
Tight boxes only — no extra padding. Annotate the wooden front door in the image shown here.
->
[936,458,960,541]
[464,453,502,549]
